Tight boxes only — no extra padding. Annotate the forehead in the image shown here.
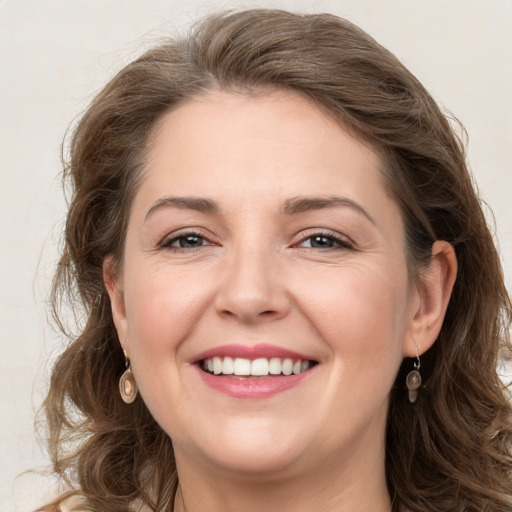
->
[141,90,387,201]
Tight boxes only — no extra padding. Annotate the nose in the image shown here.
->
[214,243,291,323]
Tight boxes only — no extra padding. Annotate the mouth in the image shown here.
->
[200,356,315,378]
[192,344,318,399]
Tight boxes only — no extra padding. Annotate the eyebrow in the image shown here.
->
[145,196,219,221]
[282,196,376,225]
[145,194,375,225]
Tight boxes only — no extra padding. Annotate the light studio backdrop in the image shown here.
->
[1,1,511,510]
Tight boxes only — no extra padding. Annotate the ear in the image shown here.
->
[103,256,129,353]
[403,241,457,358]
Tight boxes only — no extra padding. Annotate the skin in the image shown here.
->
[105,90,457,512]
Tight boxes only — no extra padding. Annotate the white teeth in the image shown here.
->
[251,358,269,376]
[202,356,313,376]
[233,358,251,376]
[269,357,282,375]
[282,358,293,376]
[223,356,234,375]
[213,357,222,375]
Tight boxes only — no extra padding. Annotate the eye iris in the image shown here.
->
[310,235,334,248]
[179,235,203,248]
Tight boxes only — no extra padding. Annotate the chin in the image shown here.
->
[179,416,313,477]
[205,445,304,478]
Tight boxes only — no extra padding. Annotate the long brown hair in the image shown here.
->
[41,9,512,511]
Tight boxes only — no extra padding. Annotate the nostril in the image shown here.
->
[214,276,291,322]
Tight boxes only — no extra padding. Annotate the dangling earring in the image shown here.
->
[406,355,422,404]
[119,351,138,404]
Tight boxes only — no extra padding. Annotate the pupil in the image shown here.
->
[311,236,333,248]
[180,236,202,248]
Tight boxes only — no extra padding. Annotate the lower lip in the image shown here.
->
[197,367,313,399]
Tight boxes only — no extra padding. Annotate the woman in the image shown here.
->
[41,9,512,512]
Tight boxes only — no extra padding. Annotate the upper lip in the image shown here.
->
[192,343,316,363]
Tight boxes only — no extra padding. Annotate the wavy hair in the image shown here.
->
[40,9,512,511]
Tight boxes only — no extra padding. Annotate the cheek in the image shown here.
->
[120,264,216,428]
[300,265,410,373]
[122,263,213,359]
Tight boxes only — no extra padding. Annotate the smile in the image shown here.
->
[201,357,312,377]
[193,344,318,398]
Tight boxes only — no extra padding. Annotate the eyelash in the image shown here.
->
[160,231,213,252]
[296,230,354,251]
[160,229,353,253]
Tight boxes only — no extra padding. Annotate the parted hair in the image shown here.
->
[41,9,512,511]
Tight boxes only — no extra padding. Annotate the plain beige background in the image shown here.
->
[1,0,511,510]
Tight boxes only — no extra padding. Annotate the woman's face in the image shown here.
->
[108,90,423,480]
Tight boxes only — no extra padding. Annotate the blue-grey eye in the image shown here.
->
[175,235,205,248]
[162,233,207,249]
[298,232,353,250]
[305,235,336,248]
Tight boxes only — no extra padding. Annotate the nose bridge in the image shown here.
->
[215,235,289,322]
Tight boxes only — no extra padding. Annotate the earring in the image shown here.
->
[406,356,422,404]
[119,352,138,404]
